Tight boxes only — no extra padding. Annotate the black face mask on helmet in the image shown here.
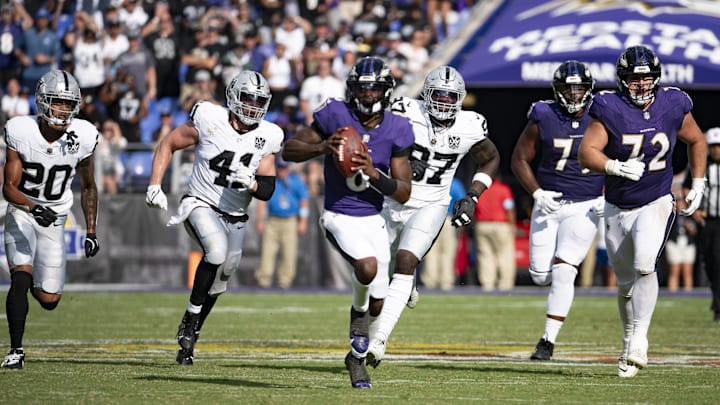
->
[552,60,594,115]
[616,45,662,107]
[345,56,395,115]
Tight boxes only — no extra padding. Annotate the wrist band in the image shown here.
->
[472,172,493,189]
[298,207,310,218]
[370,171,398,196]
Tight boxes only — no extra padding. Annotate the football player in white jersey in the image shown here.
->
[366,66,500,368]
[511,61,603,362]
[146,71,283,366]
[2,70,100,369]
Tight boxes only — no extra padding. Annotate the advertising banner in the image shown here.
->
[455,0,720,88]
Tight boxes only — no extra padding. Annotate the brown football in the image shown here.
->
[334,126,367,178]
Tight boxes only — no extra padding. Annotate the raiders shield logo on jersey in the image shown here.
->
[65,131,80,154]
[449,135,460,149]
[254,137,266,150]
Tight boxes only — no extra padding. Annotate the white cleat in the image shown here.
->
[366,339,386,368]
[627,337,648,369]
[406,286,419,309]
[618,356,639,378]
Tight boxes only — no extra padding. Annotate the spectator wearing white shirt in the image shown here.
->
[73,28,106,97]
[262,42,294,111]
[1,78,29,120]
[274,15,306,63]
[100,17,129,70]
[118,0,148,32]
[298,58,344,125]
[398,30,429,76]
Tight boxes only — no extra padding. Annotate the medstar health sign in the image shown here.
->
[456,0,720,88]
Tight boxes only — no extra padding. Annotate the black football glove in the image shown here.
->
[410,159,430,181]
[30,205,58,227]
[84,233,100,258]
[451,191,480,228]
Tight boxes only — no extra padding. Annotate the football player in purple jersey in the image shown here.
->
[512,60,604,362]
[282,56,414,389]
[579,45,707,378]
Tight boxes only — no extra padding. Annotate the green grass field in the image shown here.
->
[1,289,718,404]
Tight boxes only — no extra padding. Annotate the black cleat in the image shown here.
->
[1,348,25,370]
[177,311,201,351]
[530,338,554,360]
[344,352,371,389]
[176,311,200,364]
[176,348,194,366]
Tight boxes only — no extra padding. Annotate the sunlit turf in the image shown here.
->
[1,290,718,404]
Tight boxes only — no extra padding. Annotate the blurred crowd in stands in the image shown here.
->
[0,0,479,194]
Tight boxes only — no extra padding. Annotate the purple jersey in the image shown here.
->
[590,88,692,209]
[0,22,22,69]
[314,98,414,216]
[531,100,603,201]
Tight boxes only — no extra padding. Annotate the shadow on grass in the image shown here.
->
[137,375,295,388]
[30,357,347,375]
[218,362,343,375]
[412,362,600,377]
[225,358,588,378]
[28,358,182,369]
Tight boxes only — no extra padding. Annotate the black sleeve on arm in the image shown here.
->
[370,171,397,196]
[371,146,412,196]
[251,175,275,201]
[392,146,413,158]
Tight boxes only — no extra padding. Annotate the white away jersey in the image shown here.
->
[4,115,98,215]
[390,97,488,208]
[187,101,283,216]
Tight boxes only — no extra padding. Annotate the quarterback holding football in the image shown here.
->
[282,56,414,389]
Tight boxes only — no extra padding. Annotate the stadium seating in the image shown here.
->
[122,150,154,192]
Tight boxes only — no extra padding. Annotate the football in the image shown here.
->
[334,126,366,178]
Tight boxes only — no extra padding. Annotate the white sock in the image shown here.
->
[546,263,576,317]
[617,293,633,356]
[374,274,414,342]
[632,272,658,340]
[352,273,370,313]
[187,303,202,314]
[369,314,379,340]
[543,318,564,344]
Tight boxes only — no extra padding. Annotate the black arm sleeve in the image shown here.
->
[370,171,398,196]
[251,175,275,201]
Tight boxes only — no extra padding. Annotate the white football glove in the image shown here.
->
[593,196,605,218]
[681,178,706,217]
[532,188,563,214]
[230,164,257,190]
[605,157,645,181]
[146,184,168,210]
